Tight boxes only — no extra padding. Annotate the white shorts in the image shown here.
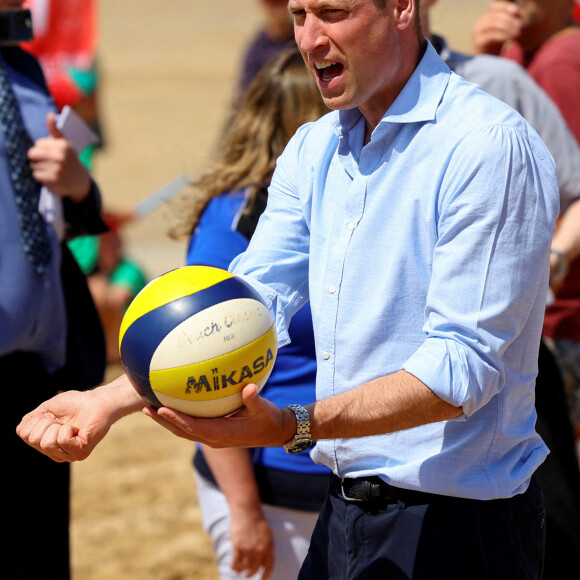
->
[194,470,320,580]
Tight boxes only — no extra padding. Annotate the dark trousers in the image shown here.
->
[299,475,545,580]
[534,340,580,579]
[4,352,71,580]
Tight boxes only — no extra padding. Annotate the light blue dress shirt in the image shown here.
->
[230,42,559,500]
[433,33,580,212]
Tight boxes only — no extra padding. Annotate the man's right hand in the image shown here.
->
[16,374,145,462]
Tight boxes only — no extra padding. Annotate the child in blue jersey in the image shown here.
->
[172,48,329,580]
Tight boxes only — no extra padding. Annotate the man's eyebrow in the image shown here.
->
[288,1,357,11]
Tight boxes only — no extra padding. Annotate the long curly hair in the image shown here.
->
[170,48,328,239]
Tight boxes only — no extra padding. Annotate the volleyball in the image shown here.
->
[119,265,278,417]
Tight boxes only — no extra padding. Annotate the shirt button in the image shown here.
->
[347,221,355,230]
[329,285,336,294]
[322,352,330,360]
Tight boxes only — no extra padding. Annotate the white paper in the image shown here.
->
[56,105,100,154]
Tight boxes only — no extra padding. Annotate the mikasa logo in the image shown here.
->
[185,348,275,394]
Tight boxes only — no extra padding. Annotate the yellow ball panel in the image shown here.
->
[149,324,277,403]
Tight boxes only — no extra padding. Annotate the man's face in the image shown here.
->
[513,0,551,28]
[288,0,414,121]
[509,0,574,50]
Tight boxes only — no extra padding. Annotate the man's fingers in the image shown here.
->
[143,406,197,439]
[241,383,260,407]
[45,111,62,138]
[18,413,59,445]
[18,414,89,462]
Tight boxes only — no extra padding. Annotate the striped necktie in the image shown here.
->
[0,54,51,276]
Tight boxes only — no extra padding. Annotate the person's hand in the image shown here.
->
[27,112,92,202]
[230,509,274,579]
[16,390,116,462]
[472,0,523,55]
[16,375,145,462]
[143,384,297,449]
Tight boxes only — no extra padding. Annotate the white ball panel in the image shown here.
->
[156,391,244,418]
[150,298,273,370]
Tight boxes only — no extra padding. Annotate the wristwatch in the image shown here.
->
[283,404,313,454]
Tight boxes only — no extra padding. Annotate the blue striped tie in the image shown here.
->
[0,54,51,276]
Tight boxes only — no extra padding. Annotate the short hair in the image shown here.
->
[372,0,423,36]
[373,1,421,12]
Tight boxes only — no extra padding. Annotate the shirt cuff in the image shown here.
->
[403,336,499,418]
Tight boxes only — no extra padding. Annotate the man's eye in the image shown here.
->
[322,9,346,19]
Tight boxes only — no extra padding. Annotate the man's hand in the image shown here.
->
[16,390,116,462]
[27,112,91,202]
[16,374,146,462]
[472,0,523,55]
[143,384,297,449]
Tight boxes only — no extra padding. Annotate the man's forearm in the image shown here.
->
[98,372,149,423]
[308,370,461,441]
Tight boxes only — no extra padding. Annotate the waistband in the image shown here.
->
[330,473,458,506]
[331,474,540,506]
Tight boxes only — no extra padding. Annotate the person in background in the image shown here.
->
[474,3,580,569]
[22,0,102,169]
[16,2,560,578]
[70,211,147,364]
[172,48,330,580]
[23,0,121,324]
[472,0,580,419]
[422,3,580,577]
[236,0,295,99]
[1,1,107,578]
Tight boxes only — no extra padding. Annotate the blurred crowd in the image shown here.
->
[4,1,580,579]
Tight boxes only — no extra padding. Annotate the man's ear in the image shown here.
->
[395,0,415,30]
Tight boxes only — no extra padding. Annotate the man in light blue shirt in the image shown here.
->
[16,1,560,578]
[234,37,555,495]
[225,7,558,501]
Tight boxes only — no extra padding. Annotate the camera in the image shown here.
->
[0,9,33,45]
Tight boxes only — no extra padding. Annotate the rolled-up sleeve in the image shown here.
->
[403,124,558,416]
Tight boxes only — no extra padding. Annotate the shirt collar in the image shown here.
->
[332,40,451,136]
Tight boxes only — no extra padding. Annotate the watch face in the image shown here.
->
[287,437,313,453]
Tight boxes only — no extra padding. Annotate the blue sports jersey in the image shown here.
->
[187,188,328,476]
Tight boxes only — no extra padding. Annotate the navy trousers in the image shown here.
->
[299,475,545,580]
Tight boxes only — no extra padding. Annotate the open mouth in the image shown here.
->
[315,61,344,83]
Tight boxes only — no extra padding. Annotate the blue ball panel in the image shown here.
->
[125,367,162,409]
